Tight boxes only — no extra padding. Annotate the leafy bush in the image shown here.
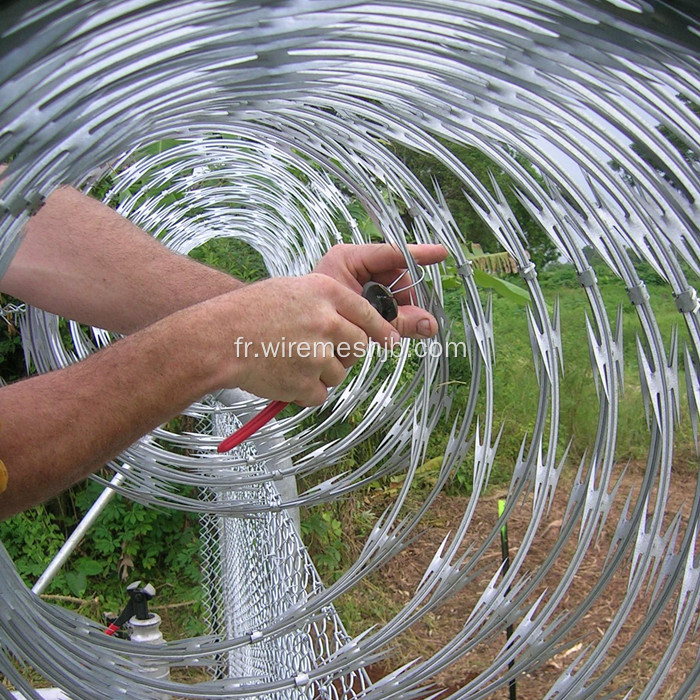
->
[0,480,201,611]
[0,295,28,382]
[0,506,66,581]
[300,509,346,581]
[539,263,580,289]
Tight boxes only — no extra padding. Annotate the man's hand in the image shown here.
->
[195,273,401,407]
[313,243,447,338]
[0,178,448,516]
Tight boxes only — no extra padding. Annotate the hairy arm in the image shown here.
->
[0,275,400,518]
[0,298,227,517]
[0,175,446,337]
[0,176,445,517]
[0,184,243,334]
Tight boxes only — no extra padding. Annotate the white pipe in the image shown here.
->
[32,471,126,595]
[11,689,71,699]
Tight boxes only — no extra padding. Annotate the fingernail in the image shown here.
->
[390,330,401,345]
[416,319,433,337]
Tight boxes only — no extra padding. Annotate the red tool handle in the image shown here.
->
[217,399,288,452]
[217,281,399,453]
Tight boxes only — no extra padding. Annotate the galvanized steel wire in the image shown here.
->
[0,0,699,698]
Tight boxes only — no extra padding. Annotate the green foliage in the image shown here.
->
[0,506,66,580]
[0,481,201,611]
[390,140,560,270]
[300,509,346,581]
[344,201,384,242]
[64,557,104,598]
[471,267,530,305]
[0,295,28,382]
[540,262,581,289]
[72,481,201,602]
[0,504,108,599]
[440,246,531,306]
[188,237,267,282]
[610,93,698,200]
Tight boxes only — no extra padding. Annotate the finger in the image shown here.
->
[353,243,448,279]
[350,244,447,304]
[328,317,368,368]
[294,382,330,407]
[320,356,348,389]
[362,268,425,307]
[333,285,401,348]
[369,267,408,290]
[335,342,368,368]
[294,317,363,371]
[394,305,440,339]
[402,243,448,265]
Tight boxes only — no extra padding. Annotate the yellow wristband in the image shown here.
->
[0,458,6,495]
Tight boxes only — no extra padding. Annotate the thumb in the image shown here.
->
[394,305,440,339]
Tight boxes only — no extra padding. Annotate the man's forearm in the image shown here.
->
[0,172,447,517]
[0,185,244,334]
[0,297,229,518]
[0,272,405,519]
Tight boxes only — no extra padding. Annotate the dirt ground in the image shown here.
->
[7,463,697,699]
[357,461,700,699]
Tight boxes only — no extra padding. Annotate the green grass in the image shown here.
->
[442,263,698,493]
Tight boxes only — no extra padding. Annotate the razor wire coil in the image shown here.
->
[0,1,699,698]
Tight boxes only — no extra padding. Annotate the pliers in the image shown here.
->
[217,281,398,452]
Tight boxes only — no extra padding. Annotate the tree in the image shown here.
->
[390,140,560,271]
[610,93,699,200]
